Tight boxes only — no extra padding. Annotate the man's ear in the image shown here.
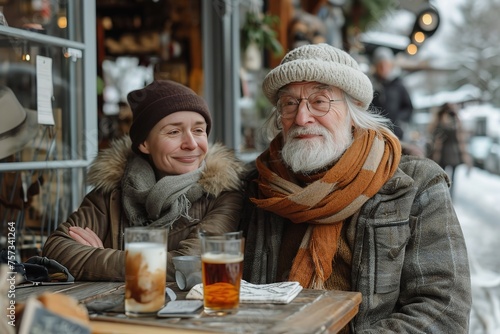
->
[138,141,150,155]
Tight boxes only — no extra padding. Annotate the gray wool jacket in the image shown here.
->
[240,155,471,333]
[43,137,246,282]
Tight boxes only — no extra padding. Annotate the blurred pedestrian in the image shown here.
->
[370,46,414,141]
[427,102,472,196]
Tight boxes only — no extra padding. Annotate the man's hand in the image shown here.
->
[68,226,104,249]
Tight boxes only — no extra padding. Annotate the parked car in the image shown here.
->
[484,137,500,175]
[468,136,493,170]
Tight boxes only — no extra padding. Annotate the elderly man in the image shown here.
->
[239,44,471,333]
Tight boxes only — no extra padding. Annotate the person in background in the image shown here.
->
[370,46,414,142]
[427,102,471,197]
[43,80,245,281]
[239,43,471,333]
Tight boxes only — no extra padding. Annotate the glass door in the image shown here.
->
[0,0,97,260]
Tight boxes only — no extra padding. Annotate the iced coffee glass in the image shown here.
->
[200,231,244,315]
[124,227,168,317]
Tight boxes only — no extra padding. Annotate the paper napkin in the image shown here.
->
[186,280,302,304]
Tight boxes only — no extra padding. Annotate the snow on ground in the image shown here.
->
[453,165,500,333]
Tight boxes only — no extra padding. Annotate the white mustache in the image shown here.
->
[287,126,328,138]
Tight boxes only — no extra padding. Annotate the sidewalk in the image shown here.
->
[453,166,500,334]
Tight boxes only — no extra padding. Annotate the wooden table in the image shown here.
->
[15,281,361,334]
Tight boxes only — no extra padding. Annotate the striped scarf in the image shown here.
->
[251,128,401,289]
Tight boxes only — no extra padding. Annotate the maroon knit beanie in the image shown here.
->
[127,80,212,155]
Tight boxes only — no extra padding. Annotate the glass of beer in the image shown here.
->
[200,231,244,315]
[124,227,168,317]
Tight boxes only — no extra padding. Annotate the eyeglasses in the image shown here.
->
[277,93,344,119]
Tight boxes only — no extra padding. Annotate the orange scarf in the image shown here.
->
[251,128,401,288]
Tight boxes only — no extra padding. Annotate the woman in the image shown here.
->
[43,80,245,281]
[427,102,471,197]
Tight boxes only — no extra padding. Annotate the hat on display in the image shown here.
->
[127,80,212,155]
[262,43,374,109]
[0,86,38,160]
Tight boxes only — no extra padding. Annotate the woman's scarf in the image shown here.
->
[121,155,205,228]
[251,128,401,289]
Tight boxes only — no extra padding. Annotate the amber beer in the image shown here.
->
[201,253,243,313]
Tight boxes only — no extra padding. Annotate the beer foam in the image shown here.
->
[126,242,167,271]
[202,252,243,264]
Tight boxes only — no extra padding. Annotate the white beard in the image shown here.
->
[281,121,353,174]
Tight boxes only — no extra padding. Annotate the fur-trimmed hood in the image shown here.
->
[87,136,246,197]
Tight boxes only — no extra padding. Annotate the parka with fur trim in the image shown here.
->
[43,137,246,281]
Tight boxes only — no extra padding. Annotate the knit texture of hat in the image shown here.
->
[127,80,211,154]
[262,43,373,109]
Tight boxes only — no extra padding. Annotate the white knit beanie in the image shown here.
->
[262,43,373,109]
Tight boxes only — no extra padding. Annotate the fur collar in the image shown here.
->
[87,136,245,197]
